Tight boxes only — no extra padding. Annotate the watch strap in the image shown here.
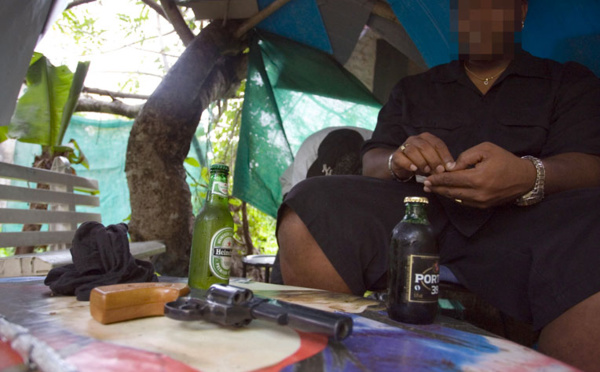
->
[515,156,545,206]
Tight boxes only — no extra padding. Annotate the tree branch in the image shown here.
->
[372,0,400,23]
[159,0,195,46]
[234,0,293,38]
[66,0,96,10]
[241,202,256,256]
[141,0,168,20]
[76,98,143,118]
[83,87,150,100]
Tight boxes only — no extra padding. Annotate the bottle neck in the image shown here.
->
[402,203,429,225]
[206,171,229,205]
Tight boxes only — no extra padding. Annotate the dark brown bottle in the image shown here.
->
[387,196,439,324]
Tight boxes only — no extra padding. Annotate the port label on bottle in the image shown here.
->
[407,254,439,303]
[209,227,233,279]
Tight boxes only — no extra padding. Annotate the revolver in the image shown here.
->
[89,282,353,341]
[165,284,353,341]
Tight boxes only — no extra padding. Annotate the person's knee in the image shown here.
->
[538,291,600,371]
[276,207,309,273]
[277,207,301,254]
[275,207,351,293]
[277,206,295,240]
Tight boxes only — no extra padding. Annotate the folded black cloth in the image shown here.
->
[44,221,158,301]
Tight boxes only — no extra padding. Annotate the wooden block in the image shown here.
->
[90,282,190,324]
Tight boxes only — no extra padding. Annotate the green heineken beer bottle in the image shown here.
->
[188,164,234,290]
[387,196,439,324]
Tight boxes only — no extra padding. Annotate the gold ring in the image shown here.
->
[454,199,463,204]
[399,144,407,152]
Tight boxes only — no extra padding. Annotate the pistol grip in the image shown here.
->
[90,282,190,324]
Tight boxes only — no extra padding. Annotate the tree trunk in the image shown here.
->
[241,201,256,256]
[125,21,248,276]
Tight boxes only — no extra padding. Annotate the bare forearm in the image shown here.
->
[362,148,413,180]
[543,153,600,195]
[362,148,392,179]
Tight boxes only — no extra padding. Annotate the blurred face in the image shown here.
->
[451,0,527,60]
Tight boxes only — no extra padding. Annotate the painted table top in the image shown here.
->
[0,277,578,371]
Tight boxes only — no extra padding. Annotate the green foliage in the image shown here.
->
[193,80,277,255]
[40,2,277,257]
[0,124,8,142]
[116,6,149,40]
[55,8,107,54]
[185,160,277,256]
[184,157,201,168]
[246,207,278,255]
[0,248,16,258]
[118,77,142,94]
[63,138,90,169]
[5,53,89,162]
[186,160,210,215]
[49,1,196,95]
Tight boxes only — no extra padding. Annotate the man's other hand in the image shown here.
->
[423,142,535,208]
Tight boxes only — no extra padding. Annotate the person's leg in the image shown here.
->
[537,291,600,371]
[445,188,600,370]
[277,206,352,293]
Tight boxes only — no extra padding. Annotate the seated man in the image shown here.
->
[279,127,372,197]
[272,0,600,370]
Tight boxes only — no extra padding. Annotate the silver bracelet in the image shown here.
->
[388,153,414,182]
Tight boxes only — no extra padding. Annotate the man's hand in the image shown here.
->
[423,142,535,208]
[392,132,456,176]
[363,132,456,180]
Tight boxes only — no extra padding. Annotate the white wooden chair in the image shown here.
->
[0,157,165,277]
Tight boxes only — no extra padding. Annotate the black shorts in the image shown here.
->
[273,175,600,330]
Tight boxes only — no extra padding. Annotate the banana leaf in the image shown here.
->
[6,52,89,148]
[0,125,7,143]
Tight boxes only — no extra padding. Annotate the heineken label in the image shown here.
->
[209,227,233,279]
[407,254,439,303]
[212,181,228,197]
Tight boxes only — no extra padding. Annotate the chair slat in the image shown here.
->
[0,184,100,206]
[0,162,98,191]
[0,231,76,247]
[0,209,101,224]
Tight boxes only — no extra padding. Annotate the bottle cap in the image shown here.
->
[404,196,428,204]
[210,164,229,173]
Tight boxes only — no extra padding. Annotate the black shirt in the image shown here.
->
[362,51,600,159]
[361,51,600,237]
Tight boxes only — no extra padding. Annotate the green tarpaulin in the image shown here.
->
[234,32,382,218]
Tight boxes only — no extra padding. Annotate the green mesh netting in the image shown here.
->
[233,32,382,218]
[10,115,206,230]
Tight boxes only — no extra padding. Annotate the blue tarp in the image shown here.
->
[235,0,600,218]
[256,0,600,75]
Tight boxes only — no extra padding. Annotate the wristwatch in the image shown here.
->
[515,156,545,206]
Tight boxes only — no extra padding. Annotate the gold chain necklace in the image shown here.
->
[464,63,507,86]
